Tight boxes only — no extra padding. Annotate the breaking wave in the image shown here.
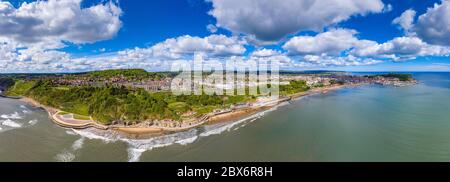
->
[121,129,200,162]
[1,119,22,128]
[54,137,86,162]
[55,151,75,162]
[71,137,85,151]
[28,119,38,125]
[65,130,77,136]
[1,112,23,119]
[67,100,289,162]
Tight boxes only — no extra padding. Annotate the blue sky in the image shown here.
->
[1,0,450,72]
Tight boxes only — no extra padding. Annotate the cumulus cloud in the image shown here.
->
[392,9,416,33]
[0,0,123,73]
[208,0,385,43]
[251,48,280,57]
[415,0,450,46]
[303,55,382,67]
[119,34,247,60]
[283,29,362,56]
[282,27,450,62]
[206,24,218,33]
[352,36,450,61]
[0,0,122,47]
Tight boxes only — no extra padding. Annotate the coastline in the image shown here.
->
[16,83,356,139]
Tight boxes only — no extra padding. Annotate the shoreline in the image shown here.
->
[16,83,357,139]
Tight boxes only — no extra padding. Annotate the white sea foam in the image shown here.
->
[122,129,199,162]
[1,119,22,128]
[175,136,198,145]
[127,148,146,162]
[0,127,2,130]
[55,151,75,162]
[71,137,85,151]
[20,105,27,109]
[65,130,77,135]
[28,119,38,125]
[1,112,23,119]
[64,101,288,162]
[71,128,117,143]
[22,110,30,114]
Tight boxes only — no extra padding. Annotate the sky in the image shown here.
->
[1,0,450,73]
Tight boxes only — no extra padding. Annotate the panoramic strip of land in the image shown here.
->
[0,70,417,138]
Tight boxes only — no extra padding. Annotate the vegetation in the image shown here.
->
[82,69,173,81]
[330,80,345,85]
[280,80,310,95]
[0,78,15,90]
[7,79,253,125]
[5,80,36,96]
[381,73,413,81]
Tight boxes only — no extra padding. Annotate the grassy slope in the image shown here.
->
[6,80,36,96]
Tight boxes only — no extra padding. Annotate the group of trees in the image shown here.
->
[84,69,174,81]
[0,78,15,91]
[280,80,310,95]
[380,73,413,81]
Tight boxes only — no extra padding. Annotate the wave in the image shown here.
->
[127,148,146,162]
[65,130,77,135]
[66,101,288,162]
[55,151,75,162]
[175,136,198,145]
[71,128,119,143]
[0,112,23,119]
[28,119,38,125]
[20,105,27,109]
[200,106,278,137]
[1,119,22,128]
[122,129,199,162]
[71,137,85,151]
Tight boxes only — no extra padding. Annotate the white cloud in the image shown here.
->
[415,0,450,46]
[302,55,382,67]
[352,36,450,61]
[283,29,362,56]
[281,26,450,62]
[206,24,218,33]
[119,34,247,60]
[383,4,393,13]
[392,9,416,33]
[208,0,385,42]
[251,48,280,57]
[0,0,123,73]
[0,0,122,47]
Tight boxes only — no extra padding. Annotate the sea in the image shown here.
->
[0,72,450,162]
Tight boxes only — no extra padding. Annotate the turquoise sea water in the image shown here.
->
[0,72,450,162]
